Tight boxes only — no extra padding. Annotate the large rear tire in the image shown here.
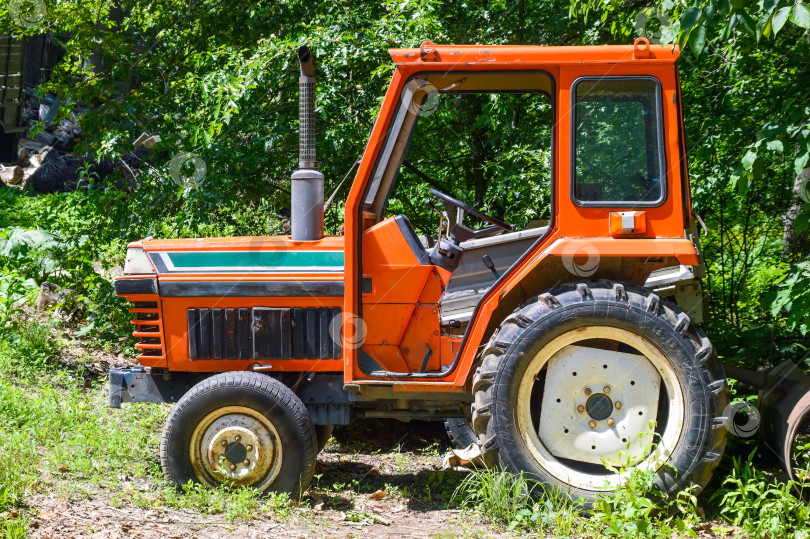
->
[444,418,478,449]
[471,280,727,507]
[160,372,317,497]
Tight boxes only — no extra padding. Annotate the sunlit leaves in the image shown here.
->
[688,24,707,56]
[791,3,810,29]
[770,262,810,335]
[772,6,792,34]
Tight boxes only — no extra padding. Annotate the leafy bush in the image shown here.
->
[712,451,810,536]
[589,467,700,538]
[0,273,38,339]
[769,261,810,336]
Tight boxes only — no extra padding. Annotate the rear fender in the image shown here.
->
[458,237,700,387]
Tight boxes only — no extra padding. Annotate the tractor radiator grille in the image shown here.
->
[187,307,342,361]
[130,301,165,362]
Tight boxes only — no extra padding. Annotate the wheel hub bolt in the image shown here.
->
[577,405,585,413]
[229,464,236,471]
[584,388,592,396]
[234,435,241,442]
[243,459,250,466]
[615,401,622,410]
[220,440,227,447]
[246,445,253,451]
[588,420,597,429]
[603,386,611,394]
[607,418,615,427]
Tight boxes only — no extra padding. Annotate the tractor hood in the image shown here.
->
[121,236,345,277]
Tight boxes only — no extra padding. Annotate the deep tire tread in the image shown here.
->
[470,279,728,502]
[445,418,478,449]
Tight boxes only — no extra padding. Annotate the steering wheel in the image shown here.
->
[429,189,512,243]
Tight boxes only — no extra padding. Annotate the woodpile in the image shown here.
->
[1,92,159,193]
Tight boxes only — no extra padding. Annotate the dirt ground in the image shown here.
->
[24,421,509,539]
[26,495,474,539]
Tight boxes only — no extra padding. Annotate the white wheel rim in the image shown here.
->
[189,406,283,490]
[516,326,685,490]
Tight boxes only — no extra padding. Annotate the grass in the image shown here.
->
[453,456,810,537]
[2,318,810,537]
[454,468,583,535]
[711,450,810,536]
[0,319,282,533]
[153,482,293,522]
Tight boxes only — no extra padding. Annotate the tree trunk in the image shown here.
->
[782,165,810,261]
[463,95,488,207]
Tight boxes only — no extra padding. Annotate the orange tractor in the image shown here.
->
[110,39,729,504]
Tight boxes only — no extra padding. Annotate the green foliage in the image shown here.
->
[0,322,167,484]
[0,321,59,377]
[0,435,33,514]
[454,468,582,534]
[712,451,810,536]
[0,515,28,539]
[157,481,291,522]
[769,261,810,335]
[0,227,62,278]
[589,460,701,538]
[0,273,37,339]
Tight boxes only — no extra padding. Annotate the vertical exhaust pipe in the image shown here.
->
[291,45,324,241]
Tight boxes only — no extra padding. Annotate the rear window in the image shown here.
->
[573,78,665,206]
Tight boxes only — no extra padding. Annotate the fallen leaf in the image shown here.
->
[369,490,386,500]
[311,492,325,511]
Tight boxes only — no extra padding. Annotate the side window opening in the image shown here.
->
[379,72,554,238]
[573,77,665,205]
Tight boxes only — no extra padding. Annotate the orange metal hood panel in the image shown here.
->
[128,235,345,252]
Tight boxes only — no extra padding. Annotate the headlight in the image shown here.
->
[123,248,155,275]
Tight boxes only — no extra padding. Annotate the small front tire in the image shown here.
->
[160,372,317,497]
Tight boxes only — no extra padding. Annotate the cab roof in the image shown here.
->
[389,40,679,65]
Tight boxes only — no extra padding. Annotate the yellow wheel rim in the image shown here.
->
[189,405,283,490]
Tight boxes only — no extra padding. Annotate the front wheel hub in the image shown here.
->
[189,406,283,489]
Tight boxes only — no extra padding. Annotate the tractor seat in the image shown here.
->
[440,225,549,324]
